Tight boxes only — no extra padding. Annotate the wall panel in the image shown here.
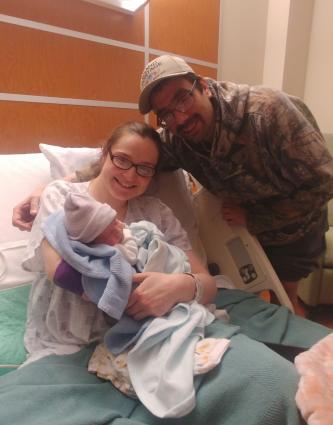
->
[189,64,217,79]
[0,0,144,44]
[0,22,143,102]
[0,0,220,154]
[149,0,220,63]
[0,101,142,153]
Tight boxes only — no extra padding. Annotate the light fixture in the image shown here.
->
[82,0,149,14]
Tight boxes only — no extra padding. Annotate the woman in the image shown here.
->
[23,121,217,364]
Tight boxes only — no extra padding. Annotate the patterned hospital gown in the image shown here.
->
[22,180,191,365]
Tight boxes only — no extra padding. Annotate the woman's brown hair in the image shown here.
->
[102,121,162,167]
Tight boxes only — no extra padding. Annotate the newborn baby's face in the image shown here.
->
[93,219,124,245]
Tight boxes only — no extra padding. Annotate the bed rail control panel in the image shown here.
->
[226,237,258,284]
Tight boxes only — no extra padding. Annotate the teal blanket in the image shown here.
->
[0,289,330,425]
[0,284,30,375]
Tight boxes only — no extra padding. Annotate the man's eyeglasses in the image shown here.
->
[109,152,156,177]
[156,80,197,128]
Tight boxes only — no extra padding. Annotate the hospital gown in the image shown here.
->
[22,180,191,364]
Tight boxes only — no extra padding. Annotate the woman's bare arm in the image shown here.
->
[41,239,62,281]
[185,250,218,304]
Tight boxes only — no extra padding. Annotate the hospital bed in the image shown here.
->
[0,143,293,369]
[0,143,330,425]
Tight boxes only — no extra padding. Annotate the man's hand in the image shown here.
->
[12,190,43,231]
[221,198,247,226]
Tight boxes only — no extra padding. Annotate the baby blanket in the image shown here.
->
[42,211,134,320]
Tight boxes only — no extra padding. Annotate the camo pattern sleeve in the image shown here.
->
[139,81,333,246]
[244,89,333,243]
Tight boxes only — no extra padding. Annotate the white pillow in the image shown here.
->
[39,143,102,179]
[0,153,51,244]
[39,144,206,261]
[0,153,52,288]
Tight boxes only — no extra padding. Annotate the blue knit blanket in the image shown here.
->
[42,213,191,353]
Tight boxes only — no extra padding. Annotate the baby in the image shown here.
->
[64,192,138,264]
[53,192,138,298]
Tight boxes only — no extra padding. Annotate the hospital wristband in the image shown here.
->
[184,272,204,303]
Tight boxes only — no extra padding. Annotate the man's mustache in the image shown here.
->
[176,115,199,134]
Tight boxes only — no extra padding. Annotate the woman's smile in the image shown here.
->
[113,175,137,190]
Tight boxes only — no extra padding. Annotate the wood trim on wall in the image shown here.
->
[0,0,145,44]
[0,22,144,102]
[0,101,142,153]
[149,0,220,63]
[0,0,220,153]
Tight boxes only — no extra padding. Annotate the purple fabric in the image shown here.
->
[54,260,84,295]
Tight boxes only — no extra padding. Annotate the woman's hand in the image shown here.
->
[126,251,217,320]
[221,198,247,226]
[126,272,194,320]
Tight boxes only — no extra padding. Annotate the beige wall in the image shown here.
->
[304,0,333,134]
[218,0,332,133]
[282,0,314,98]
[218,0,269,85]
[262,0,291,89]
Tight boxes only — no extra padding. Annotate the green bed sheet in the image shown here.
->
[0,288,331,425]
[0,284,30,375]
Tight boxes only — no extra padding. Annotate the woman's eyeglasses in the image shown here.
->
[109,152,156,177]
[157,80,197,128]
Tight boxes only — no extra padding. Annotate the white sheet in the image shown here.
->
[0,153,51,289]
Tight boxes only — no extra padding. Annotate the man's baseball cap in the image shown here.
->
[139,55,195,114]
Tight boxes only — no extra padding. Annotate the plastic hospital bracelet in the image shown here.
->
[184,272,204,303]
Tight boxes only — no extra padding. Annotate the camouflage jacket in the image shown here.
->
[159,79,333,246]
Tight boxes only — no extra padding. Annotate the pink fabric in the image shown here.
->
[295,333,333,425]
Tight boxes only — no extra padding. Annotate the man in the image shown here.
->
[137,55,333,305]
[13,55,333,307]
